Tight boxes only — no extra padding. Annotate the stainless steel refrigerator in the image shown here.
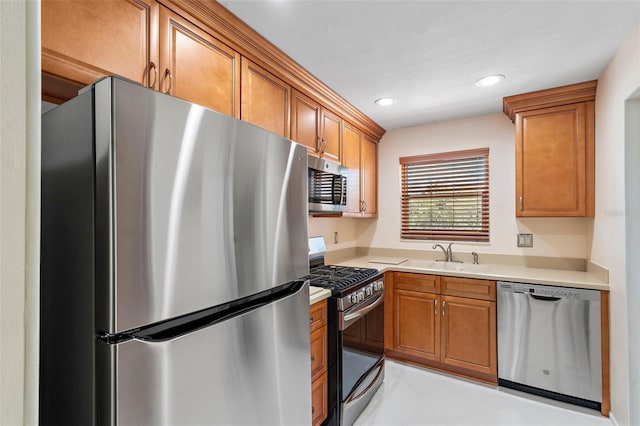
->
[40,77,311,425]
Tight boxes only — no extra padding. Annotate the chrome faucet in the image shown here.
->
[432,243,449,262]
[432,242,463,263]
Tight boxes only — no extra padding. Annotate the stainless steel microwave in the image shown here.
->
[308,156,347,213]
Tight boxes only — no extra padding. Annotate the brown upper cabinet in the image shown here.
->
[42,0,160,102]
[41,0,384,153]
[361,135,378,217]
[42,0,240,117]
[503,81,596,217]
[291,89,342,162]
[343,124,378,218]
[240,58,290,138]
[159,7,240,117]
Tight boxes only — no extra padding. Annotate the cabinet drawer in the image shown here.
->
[311,372,328,426]
[310,300,327,332]
[441,276,496,301]
[310,326,327,380]
[395,272,440,294]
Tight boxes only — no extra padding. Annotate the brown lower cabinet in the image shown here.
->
[310,300,328,426]
[386,272,497,383]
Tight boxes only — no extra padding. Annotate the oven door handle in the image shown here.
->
[343,361,384,408]
[340,292,384,331]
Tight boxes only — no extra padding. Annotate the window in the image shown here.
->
[400,148,489,242]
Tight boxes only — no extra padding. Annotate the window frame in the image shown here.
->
[399,148,490,242]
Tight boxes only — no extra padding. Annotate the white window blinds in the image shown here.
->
[400,148,489,242]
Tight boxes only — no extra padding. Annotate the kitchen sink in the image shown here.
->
[403,259,439,269]
[440,262,491,273]
[403,259,490,273]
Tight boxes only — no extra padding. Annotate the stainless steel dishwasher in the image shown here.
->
[497,281,602,410]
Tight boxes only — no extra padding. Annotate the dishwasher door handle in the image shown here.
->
[528,294,562,302]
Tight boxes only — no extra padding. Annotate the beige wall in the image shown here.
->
[308,216,360,252]
[591,20,640,426]
[0,0,40,424]
[358,112,592,259]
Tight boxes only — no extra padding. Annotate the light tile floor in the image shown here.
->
[354,360,611,426]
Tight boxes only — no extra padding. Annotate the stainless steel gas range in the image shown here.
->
[307,239,384,426]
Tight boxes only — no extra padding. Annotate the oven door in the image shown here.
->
[339,292,385,425]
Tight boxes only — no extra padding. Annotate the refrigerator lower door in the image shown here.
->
[99,286,311,426]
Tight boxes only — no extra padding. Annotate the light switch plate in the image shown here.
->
[517,233,533,247]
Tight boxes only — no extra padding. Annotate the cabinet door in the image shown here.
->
[393,290,440,362]
[361,135,377,217]
[159,7,239,117]
[240,58,290,138]
[395,272,440,294]
[516,102,588,216]
[310,326,327,380]
[321,109,342,163]
[440,295,496,379]
[311,373,328,426]
[42,0,159,102]
[291,89,320,152]
[342,123,362,215]
[441,276,495,301]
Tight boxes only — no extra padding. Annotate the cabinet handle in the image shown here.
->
[322,138,327,153]
[434,299,437,315]
[316,136,321,153]
[163,68,173,94]
[519,196,523,211]
[363,200,367,212]
[148,62,157,89]
[442,300,446,316]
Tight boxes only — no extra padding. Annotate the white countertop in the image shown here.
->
[335,256,609,291]
[309,286,331,305]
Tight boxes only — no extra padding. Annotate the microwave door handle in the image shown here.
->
[332,175,344,205]
[340,292,383,331]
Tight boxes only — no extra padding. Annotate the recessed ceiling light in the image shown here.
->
[475,74,505,87]
[375,97,397,106]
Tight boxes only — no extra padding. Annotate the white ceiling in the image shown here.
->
[219,0,640,131]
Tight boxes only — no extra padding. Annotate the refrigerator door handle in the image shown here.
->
[100,280,307,344]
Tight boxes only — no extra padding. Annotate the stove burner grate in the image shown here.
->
[306,265,380,292]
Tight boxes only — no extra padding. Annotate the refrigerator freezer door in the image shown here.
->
[101,284,311,426]
[93,78,309,333]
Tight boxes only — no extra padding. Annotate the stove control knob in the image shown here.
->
[365,286,373,296]
[373,282,381,291]
[378,281,384,291]
[357,291,365,302]
[350,294,358,304]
